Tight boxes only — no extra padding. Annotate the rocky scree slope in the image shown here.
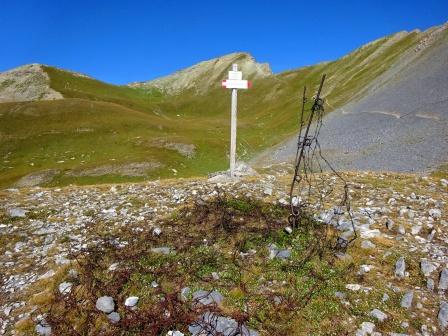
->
[253,23,448,172]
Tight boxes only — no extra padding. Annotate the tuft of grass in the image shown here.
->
[430,163,448,179]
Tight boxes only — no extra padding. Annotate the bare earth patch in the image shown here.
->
[65,162,163,177]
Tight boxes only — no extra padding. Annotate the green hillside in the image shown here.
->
[0,30,422,188]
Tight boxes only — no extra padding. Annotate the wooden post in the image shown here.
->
[222,64,250,177]
[230,64,238,177]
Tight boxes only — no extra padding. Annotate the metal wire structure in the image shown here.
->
[288,74,357,250]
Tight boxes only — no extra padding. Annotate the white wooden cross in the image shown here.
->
[221,64,251,177]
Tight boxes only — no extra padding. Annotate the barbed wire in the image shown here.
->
[288,74,357,251]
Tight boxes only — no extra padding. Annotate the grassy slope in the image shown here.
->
[164,31,420,154]
[0,31,420,187]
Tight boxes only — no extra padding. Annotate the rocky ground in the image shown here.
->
[0,166,447,335]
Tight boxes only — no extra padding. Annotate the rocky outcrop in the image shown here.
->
[129,52,272,95]
[0,64,63,102]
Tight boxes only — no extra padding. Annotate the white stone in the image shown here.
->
[167,331,185,336]
[346,284,361,291]
[420,259,437,277]
[439,268,448,290]
[125,296,139,307]
[153,227,162,236]
[361,240,376,249]
[395,257,406,278]
[439,301,448,330]
[263,187,273,196]
[107,311,120,323]
[356,322,375,336]
[7,208,27,218]
[369,308,387,322]
[411,225,422,235]
[108,263,119,271]
[429,208,441,219]
[360,229,381,239]
[96,296,115,313]
[35,322,51,336]
[284,226,293,234]
[400,291,413,309]
[360,265,373,274]
[38,270,56,280]
[58,282,73,295]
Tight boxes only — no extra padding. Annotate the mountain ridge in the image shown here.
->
[128,51,272,95]
[0,22,447,188]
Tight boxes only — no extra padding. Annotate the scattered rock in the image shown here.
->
[346,284,361,291]
[356,321,375,336]
[166,331,185,336]
[7,207,27,218]
[400,291,413,309]
[180,287,191,301]
[427,229,436,241]
[335,291,347,300]
[429,208,442,219]
[96,296,115,313]
[411,225,422,235]
[150,247,174,255]
[369,308,387,322]
[189,311,258,336]
[420,259,437,277]
[360,229,381,239]
[386,218,394,230]
[268,243,291,259]
[192,290,224,306]
[4,306,12,316]
[107,311,120,323]
[108,263,119,271]
[360,264,373,274]
[263,186,273,196]
[153,227,162,236]
[438,301,448,330]
[38,270,56,280]
[439,268,448,290]
[35,320,51,336]
[124,296,139,307]
[427,278,435,291]
[58,282,73,295]
[395,257,406,278]
[68,269,79,278]
[361,240,376,249]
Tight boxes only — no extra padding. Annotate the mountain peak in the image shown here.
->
[0,63,63,103]
[129,52,272,94]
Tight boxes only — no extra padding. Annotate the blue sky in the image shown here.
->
[1,0,447,84]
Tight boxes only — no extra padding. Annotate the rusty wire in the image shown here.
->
[35,190,351,335]
[288,74,357,251]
